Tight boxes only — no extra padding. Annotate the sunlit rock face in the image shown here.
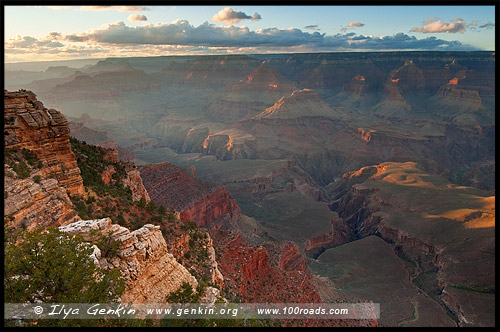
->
[4,90,85,196]
[4,90,84,229]
[59,218,198,303]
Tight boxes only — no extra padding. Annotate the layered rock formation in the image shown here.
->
[4,175,80,230]
[4,90,85,196]
[59,218,198,303]
[325,162,495,326]
[206,62,297,122]
[3,91,221,306]
[140,162,240,226]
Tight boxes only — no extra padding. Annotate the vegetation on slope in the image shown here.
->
[69,136,220,287]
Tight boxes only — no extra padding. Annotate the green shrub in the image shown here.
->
[21,149,39,167]
[4,227,124,303]
[12,160,31,179]
[166,282,198,303]
[33,175,42,184]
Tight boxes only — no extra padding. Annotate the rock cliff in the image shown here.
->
[4,175,80,230]
[122,164,151,203]
[4,90,85,196]
[59,218,198,303]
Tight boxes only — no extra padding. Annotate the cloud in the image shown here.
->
[347,22,364,28]
[423,17,439,25]
[55,21,324,47]
[128,14,148,22]
[8,35,64,48]
[304,25,319,30]
[479,21,495,29]
[5,24,479,62]
[341,21,365,32]
[411,17,472,34]
[211,7,262,25]
[43,20,475,52]
[78,6,149,12]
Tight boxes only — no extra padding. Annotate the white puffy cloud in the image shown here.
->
[411,18,471,34]
[210,7,262,25]
[128,14,148,22]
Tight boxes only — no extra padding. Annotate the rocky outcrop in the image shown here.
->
[101,165,116,185]
[205,235,225,290]
[59,218,198,303]
[140,162,240,226]
[4,90,85,196]
[4,174,80,230]
[122,165,151,203]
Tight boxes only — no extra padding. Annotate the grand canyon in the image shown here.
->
[3,4,495,328]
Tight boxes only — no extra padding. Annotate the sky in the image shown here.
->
[3,5,496,63]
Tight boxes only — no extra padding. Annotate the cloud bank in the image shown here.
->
[42,20,472,51]
[211,7,261,25]
[5,20,479,62]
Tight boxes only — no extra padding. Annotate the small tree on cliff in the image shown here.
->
[4,227,125,303]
